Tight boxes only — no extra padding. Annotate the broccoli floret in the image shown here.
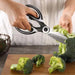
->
[48,56,66,74]
[32,55,45,67]
[10,57,33,74]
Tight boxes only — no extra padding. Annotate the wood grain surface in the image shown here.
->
[1,54,75,75]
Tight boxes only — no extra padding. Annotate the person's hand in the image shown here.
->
[59,14,72,33]
[0,0,38,31]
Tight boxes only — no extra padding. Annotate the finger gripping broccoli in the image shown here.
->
[10,57,33,74]
[32,55,45,67]
[48,56,66,74]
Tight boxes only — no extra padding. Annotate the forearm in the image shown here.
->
[0,0,12,12]
[62,0,75,17]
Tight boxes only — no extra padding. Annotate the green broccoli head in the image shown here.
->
[10,57,33,74]
[65,37,75,58]
[48,56,66,74]
[32,55,45,67]
[53,25,75,56]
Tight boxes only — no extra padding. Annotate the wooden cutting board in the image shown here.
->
[1,54,75,75]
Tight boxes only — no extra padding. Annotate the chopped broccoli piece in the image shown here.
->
[10,57,33,74]
[32,55,45,67]
[48,56,66,73]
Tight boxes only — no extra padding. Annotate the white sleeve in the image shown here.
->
[0,10,12,41]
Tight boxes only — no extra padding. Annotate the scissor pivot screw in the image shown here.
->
[42,26,50,33]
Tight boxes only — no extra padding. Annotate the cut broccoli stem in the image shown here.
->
[10,64,17,70]
[48,66,56,73]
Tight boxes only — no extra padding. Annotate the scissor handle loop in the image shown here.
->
[15,4,43,35]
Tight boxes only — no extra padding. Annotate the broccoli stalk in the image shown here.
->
[32,55,45,67]
[48,56,66,74]
[10,64,17,70]
[54,43,66,56]
[10,57,33,74]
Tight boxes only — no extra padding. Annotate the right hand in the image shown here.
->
[59,14,72,33]
[1,0,38,31]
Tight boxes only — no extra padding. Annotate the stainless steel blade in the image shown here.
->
[48,32,67,44]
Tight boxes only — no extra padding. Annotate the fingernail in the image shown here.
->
[35,12,38,18]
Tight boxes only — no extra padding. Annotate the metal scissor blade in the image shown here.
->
[48,32,67,44]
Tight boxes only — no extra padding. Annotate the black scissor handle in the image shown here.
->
[15,4,43,35]
[26,4,43,20]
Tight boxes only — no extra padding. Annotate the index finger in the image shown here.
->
[22,15,31,31]
[25,7,38,18]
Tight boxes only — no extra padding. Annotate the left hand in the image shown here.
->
[59,14,72,33]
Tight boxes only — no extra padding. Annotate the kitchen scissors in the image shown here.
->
[15,4,67,44]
